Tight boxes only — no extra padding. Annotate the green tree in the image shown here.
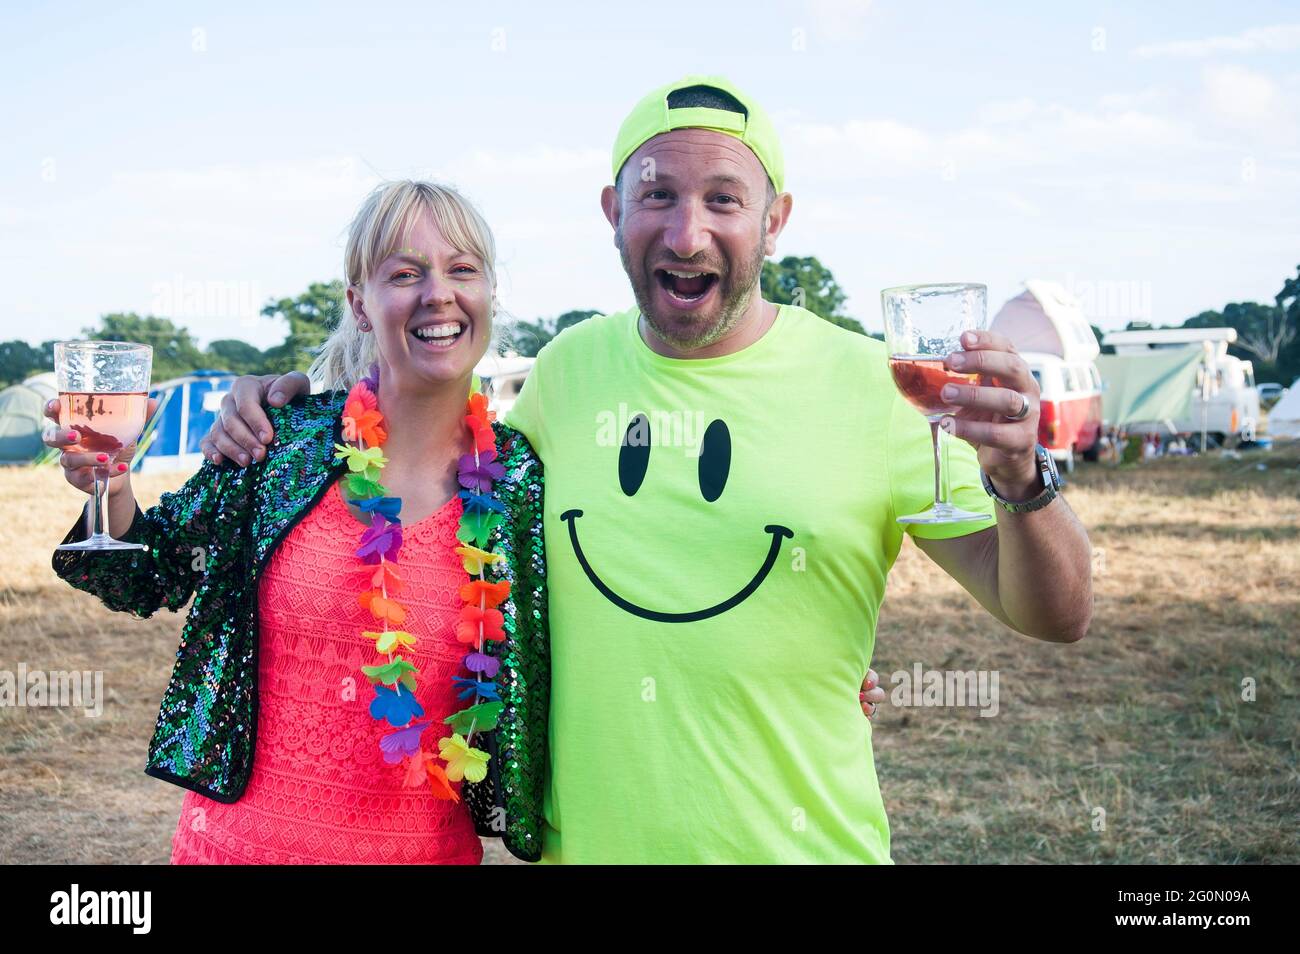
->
[500,310,600,357]
[83,313,205,382]
[1273,265,1300,385]
[0,340,47,388]
[761,256,867,335]
[554,309,599,334]
[1183,289,1298,384]
[205,339,266,375]
[259,280,345,374]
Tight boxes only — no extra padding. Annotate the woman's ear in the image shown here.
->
[346,285,371,331]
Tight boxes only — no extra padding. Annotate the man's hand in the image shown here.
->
[860,669,883,719]
[940,329,1042,501]
[200,371,311,466]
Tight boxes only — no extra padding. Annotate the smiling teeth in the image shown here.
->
[413,324,462,339]
[664,269,711,278]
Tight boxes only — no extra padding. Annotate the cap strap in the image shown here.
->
[665,106,746,134]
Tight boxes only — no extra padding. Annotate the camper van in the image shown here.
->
[473,353,534,418]
[991,280,1103,471]
[1101,329,1259,447]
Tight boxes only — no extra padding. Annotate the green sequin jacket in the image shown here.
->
[52,391,549,862]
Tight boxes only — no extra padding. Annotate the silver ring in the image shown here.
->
[1005,392,1031,421]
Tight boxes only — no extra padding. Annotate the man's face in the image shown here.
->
[604,129,777,353]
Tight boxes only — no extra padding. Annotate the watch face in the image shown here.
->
[1037,445,1061,489]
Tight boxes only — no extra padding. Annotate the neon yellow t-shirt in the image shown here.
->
[505,304,995,863]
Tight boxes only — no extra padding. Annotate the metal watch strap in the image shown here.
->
[981,446,1059,513]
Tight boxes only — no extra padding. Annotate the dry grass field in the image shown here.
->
[2,443,1297,864]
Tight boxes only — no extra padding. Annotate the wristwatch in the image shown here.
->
[980,444,1060,513]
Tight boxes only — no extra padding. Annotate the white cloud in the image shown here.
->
[1202,64,1290,130]
[1133,23,1300,59]
[976,98,1038,125]
[805,0,875,41]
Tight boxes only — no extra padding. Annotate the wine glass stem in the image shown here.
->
[929,418,943,509]
[91,467,108,538]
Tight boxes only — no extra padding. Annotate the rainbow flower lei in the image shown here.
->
[334,367,509,801]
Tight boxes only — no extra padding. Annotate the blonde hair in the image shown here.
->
[310,179,498,390]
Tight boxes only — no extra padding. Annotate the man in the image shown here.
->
[202,76,1092,863]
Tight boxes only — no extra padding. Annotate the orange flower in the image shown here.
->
[343,393,387,446]
[346,381,378,411]
[370,563,403,593]
[467,391,492,425]
[456,605,505,644]
[459,579,510,609]
[465,415,494,453]
[426,760,460,802]
[358,588,407,625]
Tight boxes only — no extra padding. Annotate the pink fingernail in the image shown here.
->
[96,453,108,463]
[117,463,127,472]
[67,432,78,441]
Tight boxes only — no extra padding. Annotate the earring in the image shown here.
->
[359,320,371,332]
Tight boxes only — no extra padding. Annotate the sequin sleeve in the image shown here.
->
[464,422,549,862]
[51,460,250,619]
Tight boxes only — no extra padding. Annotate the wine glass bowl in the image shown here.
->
[54,341,153,551]
[880,283,992,525]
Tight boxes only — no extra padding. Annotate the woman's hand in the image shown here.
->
[42,397,158,496]
[861,668,885,719]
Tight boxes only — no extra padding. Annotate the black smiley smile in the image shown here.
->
[563,413,794,623]
[561,509,793,623]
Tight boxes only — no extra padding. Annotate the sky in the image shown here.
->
[2,0,1298,350]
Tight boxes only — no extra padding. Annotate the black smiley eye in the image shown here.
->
[698,419,730,502]
[619,413,651,496]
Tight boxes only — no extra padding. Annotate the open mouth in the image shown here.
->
[654,268,719,306]
[560,508,793,623]
[409,320,466,350]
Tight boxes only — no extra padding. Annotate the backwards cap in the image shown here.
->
[611,74,785,193]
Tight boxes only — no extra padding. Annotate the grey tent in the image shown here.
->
[0,372,56,463]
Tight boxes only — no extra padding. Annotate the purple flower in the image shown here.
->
[458,448,505,493]
[379,720,429,764]
[356,513,402,564]
[463,651,500,678]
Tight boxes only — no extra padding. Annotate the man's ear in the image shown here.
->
[762,192,793,257]
[600,184,621,244]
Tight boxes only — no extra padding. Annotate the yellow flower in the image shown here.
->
[454,544,503,575]
[363,630,416,655]
[333,443,387,474]
[438,732,489,783]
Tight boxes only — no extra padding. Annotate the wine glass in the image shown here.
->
[881,283,993,525]
[54,341,153,551]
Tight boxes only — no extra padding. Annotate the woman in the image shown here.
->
[46,180,547,864]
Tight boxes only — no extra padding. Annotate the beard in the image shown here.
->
[617,229,767,354]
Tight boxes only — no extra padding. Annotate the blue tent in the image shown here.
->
[135,370,236,472]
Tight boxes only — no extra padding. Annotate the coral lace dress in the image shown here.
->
[169,480,483,864]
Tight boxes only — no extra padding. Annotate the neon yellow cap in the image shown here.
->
[611,75,785,193]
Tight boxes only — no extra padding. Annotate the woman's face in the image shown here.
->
[349,211,492,392]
